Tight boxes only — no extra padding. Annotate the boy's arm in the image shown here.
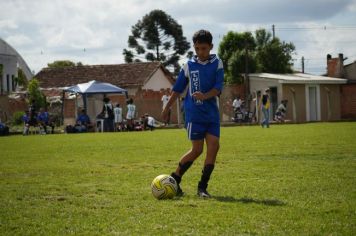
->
[161,91,180,122]
[192,89,220,101]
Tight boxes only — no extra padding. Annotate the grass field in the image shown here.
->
[0,122,356,235]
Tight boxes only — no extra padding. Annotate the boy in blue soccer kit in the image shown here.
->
[162,30,224,198]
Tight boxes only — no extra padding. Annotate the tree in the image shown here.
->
[255,29,295,73]
[14,68,28,89]
[218,31,256,84]
[47,60,76,68]
[218,29,295,84]
[27,78,46,109]
[123,9,191,75]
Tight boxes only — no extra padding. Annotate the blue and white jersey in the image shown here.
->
[173,54,224,123]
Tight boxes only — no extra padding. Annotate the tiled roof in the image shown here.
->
[35,62,174,89]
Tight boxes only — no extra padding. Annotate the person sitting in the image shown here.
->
[143,113,155,131]
[232,96,243,113]
[275,100,288,122]
[0,121,9,136]
[37,108,53,134]
[75,109,92,132]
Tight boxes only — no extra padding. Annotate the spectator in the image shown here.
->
[22,110,38,135]
[261,88,271,128]
[232,96,242,112]
[126,98,136,131]
[275,100,288,122]
[114,103,123,131]
[0,121,9,136]
[37,108,51,134]
[101,97,114,132]
[22,111,30,135]
[75,109,91,132]
[143,113,155,131]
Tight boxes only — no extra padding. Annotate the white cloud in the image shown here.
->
[0,19,18,30]
[1,0,356,74]
[5,34,33,46]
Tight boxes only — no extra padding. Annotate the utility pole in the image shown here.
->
[301,56,305,73]
[272,24,275,39]
[244,41,250,109]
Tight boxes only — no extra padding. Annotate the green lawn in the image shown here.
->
[0,123,355,235]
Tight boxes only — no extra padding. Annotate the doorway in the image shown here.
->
[306,85,320,121]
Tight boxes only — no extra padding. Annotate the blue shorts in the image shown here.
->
[186,122,220,140]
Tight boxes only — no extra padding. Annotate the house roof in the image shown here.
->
[249,73,347,84]
[35,62,174,89]
[344,60,356,68]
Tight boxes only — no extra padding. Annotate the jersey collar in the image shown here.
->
[193,54,217,65]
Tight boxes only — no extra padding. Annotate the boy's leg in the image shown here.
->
[171,139,204,195]
[198,133,220,198]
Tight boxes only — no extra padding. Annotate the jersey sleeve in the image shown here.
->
[172,64,189,93]
[214,59,224,92]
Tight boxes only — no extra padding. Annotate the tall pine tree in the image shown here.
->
[123,10,191,75]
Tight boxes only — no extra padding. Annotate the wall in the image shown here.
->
[320,84,342,121]
[281,84,306,123]
[142,69,173,91]
[0,95,28,122]
[344,63,356,80]
[340,84,356,119]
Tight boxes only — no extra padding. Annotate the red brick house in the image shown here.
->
[35,62,178,124]
[327,54,356,120]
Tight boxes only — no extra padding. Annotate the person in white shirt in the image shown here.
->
[114,103,123,131]
[232,96,242,112]
[275,100,288,122]
[161,91,171,125]
[144,113,155,131]
[126,98,136,131]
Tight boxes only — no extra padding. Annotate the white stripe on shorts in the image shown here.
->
[187,122,192,139]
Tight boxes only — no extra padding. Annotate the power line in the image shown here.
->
[276,25,356,31]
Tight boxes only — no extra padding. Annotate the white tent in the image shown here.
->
[62,80,128,123]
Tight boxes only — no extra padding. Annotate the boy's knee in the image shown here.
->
[191,147,203,158]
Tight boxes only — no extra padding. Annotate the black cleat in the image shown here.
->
[176,185,184,197]
[197,188,211,198]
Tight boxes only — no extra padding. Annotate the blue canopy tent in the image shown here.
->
[62,80,128,123]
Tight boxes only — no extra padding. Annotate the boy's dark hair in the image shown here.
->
[193,29,213,44]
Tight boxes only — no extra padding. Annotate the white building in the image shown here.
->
[0,38,33,94]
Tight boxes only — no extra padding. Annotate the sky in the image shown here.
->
[1,0,356,75]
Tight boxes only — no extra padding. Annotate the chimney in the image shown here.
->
[327,54,344,78]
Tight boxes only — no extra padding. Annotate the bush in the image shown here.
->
[12,111,25,125]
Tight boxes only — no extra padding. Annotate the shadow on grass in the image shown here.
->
[213,196,286,206]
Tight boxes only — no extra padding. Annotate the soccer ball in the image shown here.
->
[151,174,178,199]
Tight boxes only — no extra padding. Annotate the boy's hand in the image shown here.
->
[192,91,206,100]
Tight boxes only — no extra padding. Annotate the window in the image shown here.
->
[6,74,10,92]
[12,75,16,91]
